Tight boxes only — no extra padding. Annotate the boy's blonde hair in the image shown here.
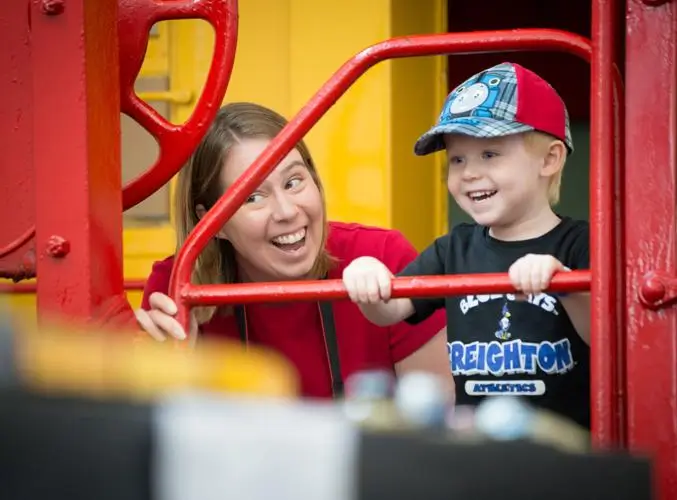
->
[523,131,567,206]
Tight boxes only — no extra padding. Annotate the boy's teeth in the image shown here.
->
[272,228,306,245]
[469,190,497,200]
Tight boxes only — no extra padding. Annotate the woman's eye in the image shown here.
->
[246,193,264,204]
[286,178,302,189]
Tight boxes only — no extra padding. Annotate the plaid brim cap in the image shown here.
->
[414,62,574,156]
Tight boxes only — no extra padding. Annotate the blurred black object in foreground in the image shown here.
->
[0,389,653,500]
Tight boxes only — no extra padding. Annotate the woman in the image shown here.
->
[135,102,452,399]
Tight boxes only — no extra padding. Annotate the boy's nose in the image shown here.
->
[461,163,482,181]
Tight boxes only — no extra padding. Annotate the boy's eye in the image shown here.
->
[449,156,464,165]
[482,151,499,159]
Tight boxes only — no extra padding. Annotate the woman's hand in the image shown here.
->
[134,292,197,342]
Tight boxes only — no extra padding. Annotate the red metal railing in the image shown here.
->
[170,27,619,447]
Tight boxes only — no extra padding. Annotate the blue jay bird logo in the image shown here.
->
[495,302,512,340]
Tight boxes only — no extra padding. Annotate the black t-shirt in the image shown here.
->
[398,217,590,429]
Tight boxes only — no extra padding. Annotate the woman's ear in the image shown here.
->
[195,204,207,220]
[196,204,228,240]
[541,140,566,178]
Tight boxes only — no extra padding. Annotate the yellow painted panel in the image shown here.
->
[2,283,37,328]
[169,1,292,122]
[390,0,448,250]
[220,0,291,115]
[139,23,170,77]
[289,0,392,228]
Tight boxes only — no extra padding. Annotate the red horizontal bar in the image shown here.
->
[0,280,146,295]
[180,270,591,306]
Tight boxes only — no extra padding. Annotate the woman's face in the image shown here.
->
[217,137,325,282]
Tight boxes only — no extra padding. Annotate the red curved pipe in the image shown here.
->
[170,28,595,324]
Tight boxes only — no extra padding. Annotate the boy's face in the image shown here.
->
[445,133,550,229]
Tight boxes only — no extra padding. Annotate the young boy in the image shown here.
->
[342,62,591,429]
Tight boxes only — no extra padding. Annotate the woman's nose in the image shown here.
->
[271,192,299,221]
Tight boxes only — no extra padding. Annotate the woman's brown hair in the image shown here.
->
[175,102,334,324]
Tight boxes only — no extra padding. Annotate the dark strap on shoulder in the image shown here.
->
[234,306,247,343]
[319,301,343,397]
[234,302,343,398]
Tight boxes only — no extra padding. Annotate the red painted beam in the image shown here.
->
[31,0,126,322]
[625,1,677,498]
[0,0,36,282]
[0,280,146,295]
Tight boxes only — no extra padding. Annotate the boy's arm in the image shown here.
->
[560,293,591,345]
[561,224,590,345]
[395,234,449,325]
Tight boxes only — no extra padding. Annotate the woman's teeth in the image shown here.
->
[272,228,306,245]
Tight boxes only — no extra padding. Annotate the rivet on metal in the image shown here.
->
[46,235,70,258]
[42,0,65,16]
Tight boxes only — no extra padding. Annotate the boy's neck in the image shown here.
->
[488,208,561,242]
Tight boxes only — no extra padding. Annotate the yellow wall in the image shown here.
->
[177,0,447,245]
[2,0,447,316]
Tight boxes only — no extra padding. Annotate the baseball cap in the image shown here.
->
[414,62,573,156]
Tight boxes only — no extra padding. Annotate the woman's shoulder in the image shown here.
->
[148,255,175,279]
[141,256,175,306]
[326,221,418,272]
[327,220,411,242]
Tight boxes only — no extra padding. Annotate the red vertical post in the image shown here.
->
[590,0,620,448]
[625,1,677,498]
[31,0,125,321]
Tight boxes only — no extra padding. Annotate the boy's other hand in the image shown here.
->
[508,253,570,296]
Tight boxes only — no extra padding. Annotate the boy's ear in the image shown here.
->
[541,140,567,178]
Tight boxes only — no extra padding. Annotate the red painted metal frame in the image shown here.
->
[30,0,126,321]
[625,0,677,498]
[119,0,239,210]
[0,0,238,285]
[591,0,621,449]
[169,28,619,446]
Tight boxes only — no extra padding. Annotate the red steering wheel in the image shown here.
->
[0,0,237,279]
[118,0,238,210]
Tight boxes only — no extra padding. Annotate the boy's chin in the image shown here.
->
[467,212,502,227]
